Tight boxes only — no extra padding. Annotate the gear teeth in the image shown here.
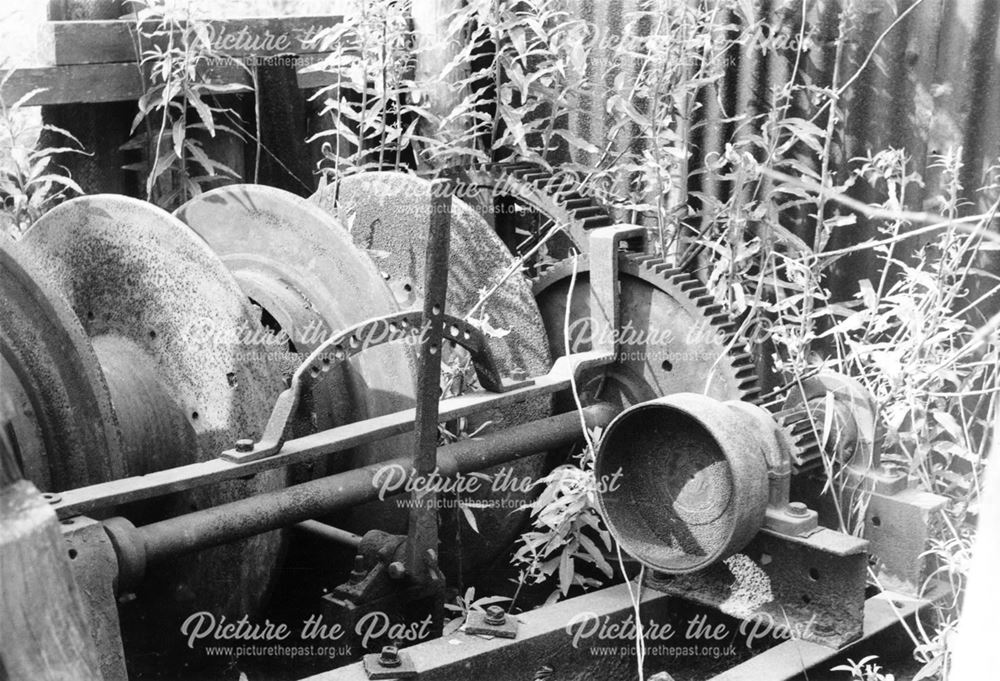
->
[771,407,825,474]
[461,162,613,255]
[622,253,761,403]
[477,162,762,405]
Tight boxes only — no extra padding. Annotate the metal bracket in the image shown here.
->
[61,516,128,681]
[861,485,947,595]
[651,526,869,649]
[223,308,517,463]
[587,225,647,357]
[799,468,947,597]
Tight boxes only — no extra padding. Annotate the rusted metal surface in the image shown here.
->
[595,394,772,573]
[306,580,943,681]
[655,526,869,650]
[222,308,514,464]
[103,404,618,576]
[588,225,648,356]
[175,184,417,470]
[456,163,615,260]
[306,583,673,681]
[17,195,290,671]
[314,172,552,393]
[863,487,947,595]
[60,516,127,681]
[406,179,452,585]
[313,171,554,571]
[0,237,123,490]
[711,583,948,681]
[294,519,363,549]
[50,354,607,518]
[0,480,104,681]
[534,252,760,408]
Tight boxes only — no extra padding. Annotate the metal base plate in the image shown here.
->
[649,527,869,649]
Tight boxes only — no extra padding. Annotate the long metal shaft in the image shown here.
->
[117,404,616,571]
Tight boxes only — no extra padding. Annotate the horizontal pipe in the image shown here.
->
[295,520,362,549]
[120,404,617,568]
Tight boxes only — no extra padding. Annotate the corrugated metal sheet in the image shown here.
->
[568,0,999,300]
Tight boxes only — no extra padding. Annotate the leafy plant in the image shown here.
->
[300,4,996,677]
[512,435,615,603]
[442,586,511,635]
[0,69,83,238]
[125,0,248,209]
[832,655,895,681]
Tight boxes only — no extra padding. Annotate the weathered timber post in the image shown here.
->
[0,447,104,681]
[39,0,136,196]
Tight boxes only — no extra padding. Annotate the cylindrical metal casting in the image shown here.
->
[594,393,778,573]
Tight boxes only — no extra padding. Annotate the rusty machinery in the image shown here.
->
[0,165,947,681]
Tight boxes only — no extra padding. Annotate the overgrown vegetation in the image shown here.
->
[305,2,998,678]
[1,0,994,678]
[125,0,248,209]
[0,69,82,238]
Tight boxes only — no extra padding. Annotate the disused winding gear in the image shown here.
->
[466,162,826,471]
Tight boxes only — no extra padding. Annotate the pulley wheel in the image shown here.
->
[175,184,417,481]
[0,236,123,489]
[19,196,289,648]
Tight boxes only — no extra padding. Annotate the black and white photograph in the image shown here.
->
[1,1,998,680]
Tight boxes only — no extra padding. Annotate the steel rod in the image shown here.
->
[117,404,617,570]
[294,520,363,549]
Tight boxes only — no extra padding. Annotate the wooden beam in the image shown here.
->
[0,54,337,106]
[36,16,342,66]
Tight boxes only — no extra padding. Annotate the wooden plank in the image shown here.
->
[0,480,103,681]
[0,53,337,106]
[37,16,342,66]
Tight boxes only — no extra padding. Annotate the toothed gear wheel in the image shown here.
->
[771,406,825,474]
[457,162,613,264]
[533,252,760,407]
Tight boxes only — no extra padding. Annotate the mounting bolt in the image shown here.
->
[484,605,507,626]
[388,561,406,580]
[234,439,255,453]
[42,492,62,504]
[349,555,366,584]
[378,645,401,668]
[788,501,809,517]
[510,367,527,381]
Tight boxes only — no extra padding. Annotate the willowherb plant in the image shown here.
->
[512,437,615,604]
[305,0,415,180]
[0,69,83,238]
[125,0,248,209]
